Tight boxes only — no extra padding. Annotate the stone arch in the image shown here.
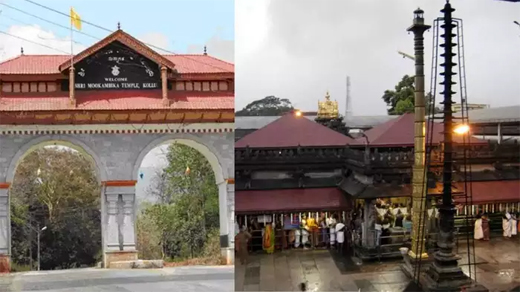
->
[6,135,107,184]
[131,134,232,258]
[132,134,228,185]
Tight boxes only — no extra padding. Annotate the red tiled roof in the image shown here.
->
[456,180,520,204]
[235,113,355,148]
[351,113,487,146]
[0,54,233,75]
[0,92,233,111]
[235,188,351,213]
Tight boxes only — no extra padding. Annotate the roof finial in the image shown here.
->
[117,22,121,30]
[203,45,207,55]
[21,47,24,55]
[325,90,330,100]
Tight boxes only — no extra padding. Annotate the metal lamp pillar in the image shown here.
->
[407,8,431,260]
[422,3,487,291]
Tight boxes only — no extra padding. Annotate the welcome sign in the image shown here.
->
[74,41,161,90]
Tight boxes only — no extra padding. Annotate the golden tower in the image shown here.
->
[317,91,339,119]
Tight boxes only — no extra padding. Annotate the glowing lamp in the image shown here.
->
[185,166,191,175]
[294,110,302,117]
[454,124,470,135]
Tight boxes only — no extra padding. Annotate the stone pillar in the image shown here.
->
[362,199,376,248]
[104,185,138,268]
[218,180,233,264]
[0,188,10,273]
[105,193,120,252]
[121,193,136,250]
[161,66,168,106]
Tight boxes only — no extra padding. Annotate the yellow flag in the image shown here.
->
[70,8,82,31]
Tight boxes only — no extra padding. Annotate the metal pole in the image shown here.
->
[37,223,40,271]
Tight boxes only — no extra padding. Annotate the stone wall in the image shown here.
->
[0,129,235,270]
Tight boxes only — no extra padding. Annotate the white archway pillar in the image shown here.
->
[0,189,9,256]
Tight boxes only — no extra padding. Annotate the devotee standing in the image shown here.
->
[336,219,346,254]
[474,214,484,240]
[503,212,512,239]
[511,212,518,237]
[328,214,337,249]
[263,223,275,254]
[319,213,328,248]
[481,213,490,241]
[301,214,310,249]
[236,226,252,265]
[394,209,404,228]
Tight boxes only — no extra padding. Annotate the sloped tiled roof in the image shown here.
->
[0,92,233,111]
[0,29,233,75]
[235,112,355,148]
[236,187,350,213]
[0,54,233,75]
[351,113,487,146]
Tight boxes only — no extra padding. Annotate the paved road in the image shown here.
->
[0,266,233,292]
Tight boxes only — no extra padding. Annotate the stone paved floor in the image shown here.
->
[235,237,520,291]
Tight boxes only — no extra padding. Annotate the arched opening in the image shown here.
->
[7,140,103,271]
[134,138,227,265]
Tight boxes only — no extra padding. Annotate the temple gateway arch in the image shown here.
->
[0,29,235,271]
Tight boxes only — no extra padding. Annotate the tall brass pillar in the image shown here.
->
[407,8,430,259]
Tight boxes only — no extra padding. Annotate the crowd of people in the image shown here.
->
[475,210,519,240]
[234,212,357,265]
[234,204,519,265]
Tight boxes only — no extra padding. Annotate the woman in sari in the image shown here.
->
[503,212,512,239]
[481,213,490,241]
[263,223,275,254]
[474,215,484,240]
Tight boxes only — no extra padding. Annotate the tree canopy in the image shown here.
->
[236,96,294,116]
[382,75,441,115]
[136,143,220,263]
[10,148,101,271]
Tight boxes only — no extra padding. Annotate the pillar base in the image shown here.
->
[105,250,138,268]
[408,249,429,260]
[0,254,10,273]
[401,247,433,280]
[221,247,234,265]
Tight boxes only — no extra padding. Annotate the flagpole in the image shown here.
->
[70,7,73,68]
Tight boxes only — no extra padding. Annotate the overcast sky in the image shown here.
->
[236,0,520,116]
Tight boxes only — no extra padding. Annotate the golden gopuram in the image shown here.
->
[317,91,339,119]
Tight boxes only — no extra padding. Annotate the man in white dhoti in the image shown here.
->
[327,214,337,249]
[474,216,484,240]
[336,220,345,254]
[503,212,512,238]
[294,229,301,248]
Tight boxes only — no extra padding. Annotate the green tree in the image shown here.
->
[236,96,294,116]
[136,143,220,262]
[10,148,101,271]
[382,75,441,115]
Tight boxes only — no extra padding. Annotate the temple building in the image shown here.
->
[235,92,520,258]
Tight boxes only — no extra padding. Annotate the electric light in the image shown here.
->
[454,124,470,135]
[294,110,302,117]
